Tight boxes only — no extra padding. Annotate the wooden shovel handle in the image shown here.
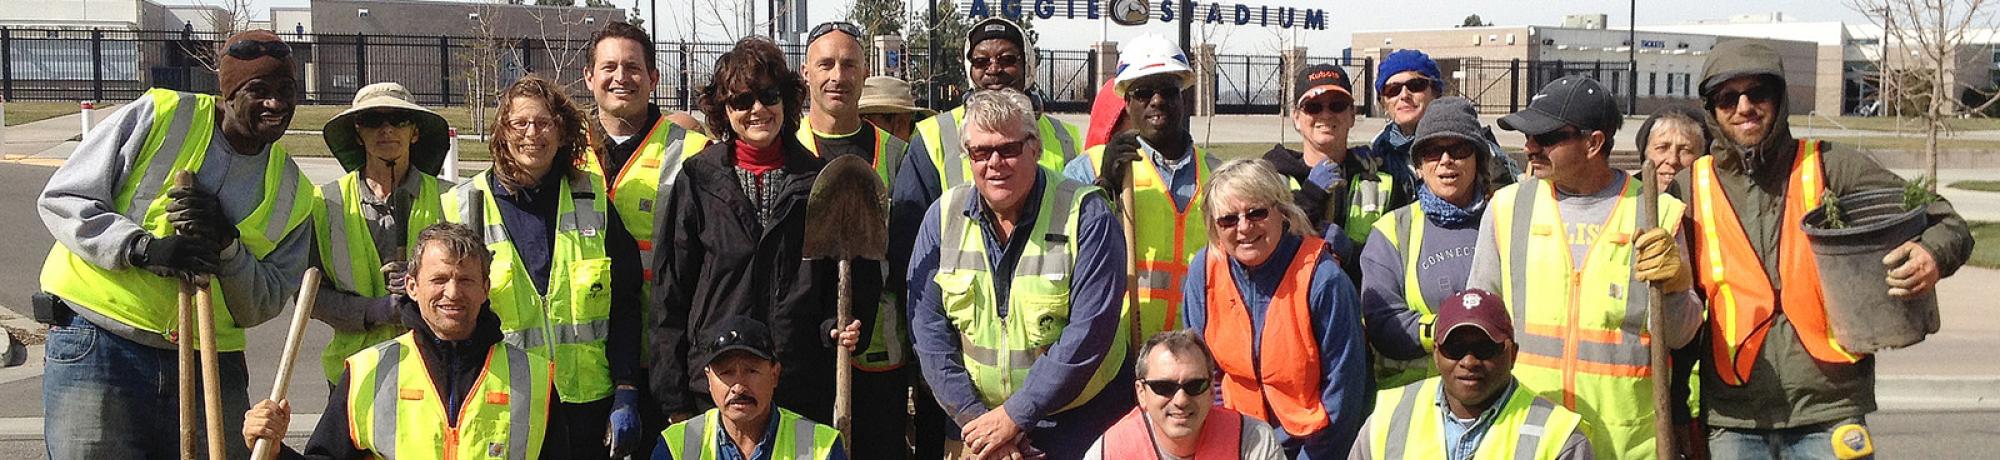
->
[251,268,323,460]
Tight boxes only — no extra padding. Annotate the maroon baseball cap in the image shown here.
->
[1432,289,1513,343]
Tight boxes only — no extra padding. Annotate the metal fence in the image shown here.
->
[1452,57,1641,114]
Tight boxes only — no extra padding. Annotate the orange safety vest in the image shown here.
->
[1202,236,1331,437]
[1690,140,1859,387]
[1100,406,1246,460]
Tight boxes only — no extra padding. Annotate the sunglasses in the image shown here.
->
[807,21,863,43]
[1214,207,1270,229]
[355,111,414,128]
[226,39,292,61]
[966,136,1035,162]
[1417,143,1478,162]
[1440,339,1503,361]
[1529,128,1585,148]
[1140,378,1212,398]
[1127,85,1182,101]
[726,88,784,111]
[1713,85,1780,110]
[1381,77,1434,99]
[1299,98,1351,115]
[969,54,1023,70]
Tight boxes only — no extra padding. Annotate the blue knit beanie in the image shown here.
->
[1375,49,1445,93]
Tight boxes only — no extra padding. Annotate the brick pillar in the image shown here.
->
[1092,41,1120,98]
[873,34,905,78]
[1280,46,1308,116]
[1193,43,1217,117]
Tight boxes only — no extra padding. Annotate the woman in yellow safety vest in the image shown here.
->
[441,76,648,458]
[309,82,453,380]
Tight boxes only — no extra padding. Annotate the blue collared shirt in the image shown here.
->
[1438,381,1519,460]
[1061,138,1203,210]
[648,409,849,460]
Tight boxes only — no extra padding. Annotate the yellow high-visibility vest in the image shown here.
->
[39,88,315,351]
[1081,144,1209,340]
[1366,205,1439,389]
[346,333,555,460]
[312,171,447,378]
[660,407,841,460]
[911,107,1078,190]
[1363,377,1592,460]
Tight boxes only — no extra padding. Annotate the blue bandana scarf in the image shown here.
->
[1417,185,1485,229]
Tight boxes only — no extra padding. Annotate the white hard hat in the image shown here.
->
[1114,34,1195,96]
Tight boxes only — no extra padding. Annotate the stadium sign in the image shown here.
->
[966,0,1329,30]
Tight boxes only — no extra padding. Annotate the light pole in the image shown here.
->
[1628,0,1637,115]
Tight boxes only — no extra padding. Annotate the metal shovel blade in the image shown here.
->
[802,154,889,261]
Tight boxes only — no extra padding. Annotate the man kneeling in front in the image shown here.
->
[652,315,848,459]
[1087,330,1285,459]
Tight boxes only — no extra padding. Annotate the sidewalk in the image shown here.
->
[0,106,117,164]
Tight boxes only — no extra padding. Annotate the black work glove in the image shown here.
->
[133,235,222,278]
[1094,131,1145,201]
[380,260,410,296]
[165,185,238,249]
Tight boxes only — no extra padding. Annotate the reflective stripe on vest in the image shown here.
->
[797,119,912,370]
[915,107,1078,189]
[39,88,315,352]
[1101,406,1246,459]
[314,172,446,378]
[934,174,1129,411]
[1366,377,1585,460]
[1203,237,1332,436]
[1343,170,1397,244]
[347,333,554,460]
[609,118,708,281]
[1691,140,1856,387]
[1082,144,1209,340]
[1489,177,1683,460]
[442,171,616,403]
[1367,206,1440,389]
[660,408,840,460]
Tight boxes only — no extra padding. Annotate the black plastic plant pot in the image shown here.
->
[1800,188,1939,354]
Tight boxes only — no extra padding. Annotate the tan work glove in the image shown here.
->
[1634,228,1693,293]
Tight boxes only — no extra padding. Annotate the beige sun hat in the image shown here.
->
[857,76,936,118]
[323,82,451,175]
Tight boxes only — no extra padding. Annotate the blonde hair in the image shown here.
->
[960,88,1039,142]
[1201,159,1312,246]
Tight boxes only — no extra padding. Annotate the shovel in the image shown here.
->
[1636,160,1677,460]
[801,154,889,450]
[172,171,226,460]
[250,267,322,460]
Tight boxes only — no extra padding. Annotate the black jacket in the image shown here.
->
[649,137,845,422]
[283,300,571,460]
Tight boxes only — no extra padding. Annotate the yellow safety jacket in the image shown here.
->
[39,88,315,352]
[661,407,841,460]
[912,107,1079,189]
[1363,377,1591,460]
[1488,177,1685,460]
[345,333,555,460]
[607,118,709,282]
[1082,144,1208,341]
[1366,204,1439,389]
[795,119,911,371]
[442,171,616,403]
[312,171,447,378]
[933,173,1129,411]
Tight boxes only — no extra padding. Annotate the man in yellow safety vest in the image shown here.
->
[652,315,847,459]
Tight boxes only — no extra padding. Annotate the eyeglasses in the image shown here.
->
[1417,143,1478,162]
[1140,378,1212,398]
[355,111,414,128]
[726,88,784,111]
[1381,77,1434,99]
[965,136,1035,162]
[506,117,557,132]
[807,21,863,43]
[225,39,292,61]
[1528,128,1584,148]
[969,54,1023,70]
[1127,85,1182,101]
[1712,84,1780,110]
[1299,98,1351,115]
[1439,339,1503,361]
[1214,207,1270,229]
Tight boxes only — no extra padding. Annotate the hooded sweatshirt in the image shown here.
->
[1680,40,1974,430]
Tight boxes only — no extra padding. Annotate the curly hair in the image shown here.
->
[490,75,589,193]
[699,36,806,143]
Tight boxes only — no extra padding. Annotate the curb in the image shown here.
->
[1876,375,2000,411]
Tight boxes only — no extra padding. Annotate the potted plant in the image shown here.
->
[1800,177,1941,354]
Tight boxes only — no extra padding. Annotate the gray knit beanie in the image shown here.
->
[1411,97,1489,159]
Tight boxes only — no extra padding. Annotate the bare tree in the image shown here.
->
[525,7,600,88]
[1848,0,2000,191]
[177,0,258,72]
[462,2,519,138]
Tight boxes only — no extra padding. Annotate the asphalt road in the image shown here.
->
[0,162,337,420]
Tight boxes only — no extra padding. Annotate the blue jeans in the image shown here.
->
[43,314,249,460]
[1709,418,1873,460]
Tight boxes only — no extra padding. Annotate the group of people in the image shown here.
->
[34,16,1975,460]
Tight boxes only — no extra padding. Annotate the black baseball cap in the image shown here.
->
[1294,64,1353,104]
[697,315,777,369]
[1498,75,1622,136]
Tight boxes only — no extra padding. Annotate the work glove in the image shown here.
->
[361,296,402,330]
[1633,228,1693,293]
[606,387,643,457]
[134,235,222,278]
[166,184,238,249]
[381,260,410,296]
[1094,131,1145,202]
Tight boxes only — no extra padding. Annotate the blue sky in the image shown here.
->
[164,0,1877,53]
